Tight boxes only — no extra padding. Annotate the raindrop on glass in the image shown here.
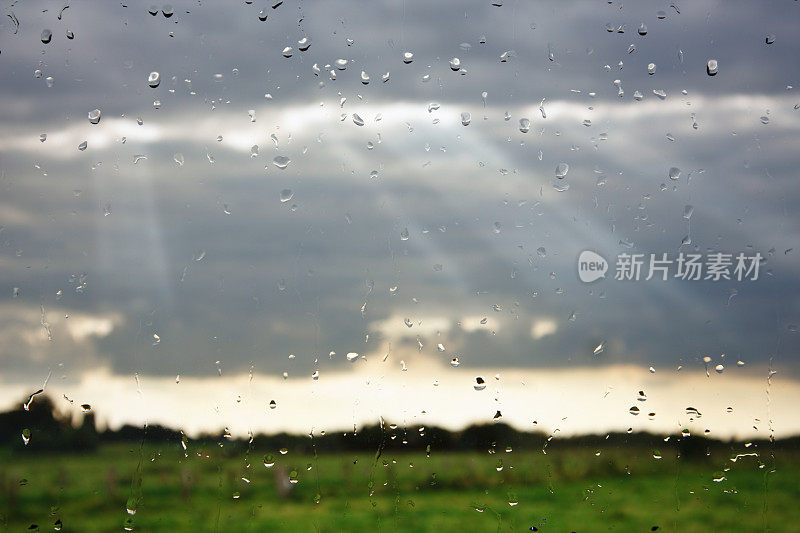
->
[279,189,294,203]
[273,155,291,169]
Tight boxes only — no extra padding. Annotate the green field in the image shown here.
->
[1,441,798,532]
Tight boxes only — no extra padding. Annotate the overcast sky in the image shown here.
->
[0,0,798,436]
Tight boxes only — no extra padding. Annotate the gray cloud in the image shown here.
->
[0,0,798,387]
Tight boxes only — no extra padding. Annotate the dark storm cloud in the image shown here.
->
[0,0,798,383]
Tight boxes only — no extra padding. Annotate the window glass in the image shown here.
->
[1,1,798,531]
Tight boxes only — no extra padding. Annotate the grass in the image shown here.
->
[0,441,798,532]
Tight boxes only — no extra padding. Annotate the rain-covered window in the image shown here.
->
[1,1,799,531]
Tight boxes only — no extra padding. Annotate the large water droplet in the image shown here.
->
[668,167,681,180]
[352,113,364,126]
[403,51,414,64]
[519,118,531,133]
[148,71,160,88]
[449,57,461,71]
[279,189,294,203]
[41,29,52,44]
[461,112,471,126]
[273,155,291,169]
[88,109,101,124]
[706,59,718,76]
[555,162,569,178]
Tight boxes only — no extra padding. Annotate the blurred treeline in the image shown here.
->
[2,392,797,456]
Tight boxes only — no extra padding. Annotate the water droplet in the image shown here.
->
[593,341,606,355]
[382,72,390,83]
[760,115,770,125]
[715,364,724,374]
[352,113,364,126]
[78,140,87,151]
[162,5,174,17]
[449,57,461,71]
[450,358,460,367]
[148,71,160,88]
[706,59,718,76]
[360,71,370,84]
[88,109,101,125]
[258,9,268,20]
[39,134,46,142]
[683,205,694,219]
[555,162,569,178]
[133,154,147,164]
[647,63,656,75]
[282,47,293,58]
[403,51,414,63]
[66,30,74,39]
[346,352,359,362]
[279,189,294,203]
[298,37,311,51]
[629,406,640,416]
[461,112,471,126]
[474,376,486,391]
[41,29,52,44]
[273,155,291,169]
[173,153,184,166]
[334,58,348,70]
[638,23,648,35]
[765,34,775,45]
[269,400,277,409]
[668,167,681,180]
[519,118,531,133]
